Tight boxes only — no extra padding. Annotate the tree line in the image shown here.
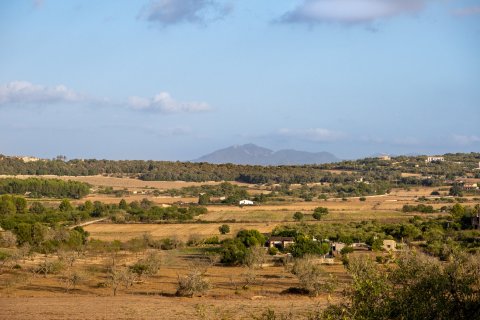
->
[0,177,90,199]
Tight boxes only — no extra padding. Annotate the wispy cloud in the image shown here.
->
[0,81,85,106]
[0,81,212,114]
[128,92,211,113]
[139,0,233,27]
[452,134,480,145]
[452,6,480,17]
[277,128,346,142]
[278,0,425,25]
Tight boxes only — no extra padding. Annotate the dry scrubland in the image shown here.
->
[0,176,472,319]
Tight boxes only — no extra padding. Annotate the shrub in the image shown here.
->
[291,256,336,297]
[219,224,230,235]
[340,246,354,255]
[129,252,161,278]
[313,207,329,220]
[268,246,279,256]
[293,212,304,221]
[176,270,210,297]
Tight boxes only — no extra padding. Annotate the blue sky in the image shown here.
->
[0,0,479,160]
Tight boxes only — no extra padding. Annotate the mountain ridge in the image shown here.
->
[193,143,339,165]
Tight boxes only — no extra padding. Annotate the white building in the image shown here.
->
[239,200,254,205]
[425,156,444,163]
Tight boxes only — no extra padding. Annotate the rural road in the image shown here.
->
[69,217,108,229]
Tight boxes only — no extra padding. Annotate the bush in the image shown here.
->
[313,207,329,220]
[176,270,210,297]
[129,252,161,278]
[359,197,366,202]
[289,235,328,258]
[268,246,279,256]
[291,256,336,296]
[160,238,182,250]
[293,212,304,221]
[338,251,480,320]
[340,246,354,255]
[221,239,247,265]
[203,236,220,245]
[219,224,230,235]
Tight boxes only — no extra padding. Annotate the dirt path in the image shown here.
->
[69,218,108,229]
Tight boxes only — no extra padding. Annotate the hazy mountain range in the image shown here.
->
[193,144,339,165]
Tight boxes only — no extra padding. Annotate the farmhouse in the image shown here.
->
[267,236,295,249]
[378,155,391,161]
[239,199,254,205]
[382,239,397,251]
[331,242,346,256]
[463,183,478,191]
[425,156,445,163]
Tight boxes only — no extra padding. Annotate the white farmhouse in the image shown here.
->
[425,156,444,163]
[239,199,254,205]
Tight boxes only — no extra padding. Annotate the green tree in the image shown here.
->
[0,196,16,215]
[290,235,328,258]
[59,199,73,212]
[198,193,210,205]
[219,224,230,235]
[236,229,266,248]
[14,197,27,213]
[293,211,304,221]
[118,199,128,210]
[29,201,46,214]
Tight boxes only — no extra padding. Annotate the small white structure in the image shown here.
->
[382,240,397,251]
[378,155,391,161]
[425,156,444,163]
[239,199,254,205]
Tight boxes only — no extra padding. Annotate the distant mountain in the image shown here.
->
[194,144,339,165]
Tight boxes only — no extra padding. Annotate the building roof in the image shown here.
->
[268,236,295,242]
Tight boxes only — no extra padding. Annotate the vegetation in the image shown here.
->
[0,178,90,199]
[218,224,230,234]
[321,252,480,320]
[2,153,479,188]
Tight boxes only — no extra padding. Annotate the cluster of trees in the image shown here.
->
[0,178,90,199]
[220,230,266,265]
[2,153,479,186]
[0,196,208,253]
[273,203,480,259]
[119,198,207,222]
[402,204,435,213]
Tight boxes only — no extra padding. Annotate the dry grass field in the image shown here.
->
[0,246,362,319]
[0,176,472,319]
[0,296,328,320]
[84,223,281,242]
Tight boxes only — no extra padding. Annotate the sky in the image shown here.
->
[0,0,479,161]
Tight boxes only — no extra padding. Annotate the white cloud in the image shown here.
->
[139,0,233,27]
[452,134,480,145]
[0,81,211,115]
[452,6,480,17]
[279,0,425,25]
[278,128,346,142]
[0,81,84,106]
[128,92,211,113]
